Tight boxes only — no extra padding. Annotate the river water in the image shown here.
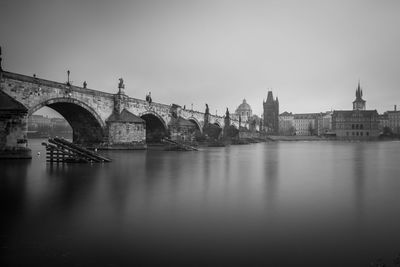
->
[1,139,400,266]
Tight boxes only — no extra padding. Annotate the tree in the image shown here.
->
[288,126,296,136]
[382,126,393,136]
[308,122,315,136]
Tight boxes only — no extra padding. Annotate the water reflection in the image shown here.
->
[2,140,400,266]
[263,143,280,208]
[46,164,103,212]
[0,160,30,228]
[202,149,211,197]
[352,143,366,222]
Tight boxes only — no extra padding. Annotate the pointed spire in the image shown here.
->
[355,80,362,99]
[267,91,274,102]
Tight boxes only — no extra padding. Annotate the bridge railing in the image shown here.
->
[2,71,115,98]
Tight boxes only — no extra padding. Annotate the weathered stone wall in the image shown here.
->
[107,122,146,144]
[239,131,265,139]
[181,110,204,129]
[0,111,31,158]
[169,125,198,141]
[124,99,171,128]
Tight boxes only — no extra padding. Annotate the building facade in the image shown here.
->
[278,112,295,135]
[28,114,51,129]
[387,108,400,135]
[317,112,333,136]
[293,113,319,136]
[263,91,279,134]
[50,117,70,128]
[332,83,379,139]
[378,112,389,132]
[332,110,379,139]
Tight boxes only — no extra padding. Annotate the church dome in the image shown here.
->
[236,99,252,112]
[235,99,252,120]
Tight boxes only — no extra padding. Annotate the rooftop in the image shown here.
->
[0,90,28,111]
[106,109,144,123]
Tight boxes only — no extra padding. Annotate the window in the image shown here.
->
[360,124,363,129]
[352,124,354,129]
[356,132,359,136]
[366,132,369,136]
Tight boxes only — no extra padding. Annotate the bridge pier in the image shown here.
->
[104,109,147,149]
[0,91,31,158]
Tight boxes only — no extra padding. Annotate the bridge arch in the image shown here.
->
[213,121,222,128]
[140,111,168,143]
[188,117,202,133]
[29,97,105,145]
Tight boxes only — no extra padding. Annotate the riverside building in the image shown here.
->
[278,111,294,135]
[332,82,379,139]
[387,105,400,135]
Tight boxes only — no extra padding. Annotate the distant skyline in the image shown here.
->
[1,0,400,118]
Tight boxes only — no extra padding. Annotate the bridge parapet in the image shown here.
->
[2,71,114,98]
[1,71,116,125]
[125,97,171,115]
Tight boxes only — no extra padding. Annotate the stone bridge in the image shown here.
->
[0,69,239,158]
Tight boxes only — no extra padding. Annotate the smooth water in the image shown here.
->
[1,140,400,266]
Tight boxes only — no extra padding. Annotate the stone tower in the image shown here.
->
[353,81,366,111]
[263,91,279,134]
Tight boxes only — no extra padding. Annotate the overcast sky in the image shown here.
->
[1,0,400,117]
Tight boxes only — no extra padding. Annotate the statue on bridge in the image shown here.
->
[204,104,210,126]
[118,78,124,89]
[118,78,125,94]
[146,92,152,104]
[224,108,231,129]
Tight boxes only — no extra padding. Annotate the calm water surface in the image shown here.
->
[1,140,400,266]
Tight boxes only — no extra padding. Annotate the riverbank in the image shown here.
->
[267,135,400,142]
[267,135,326,141]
